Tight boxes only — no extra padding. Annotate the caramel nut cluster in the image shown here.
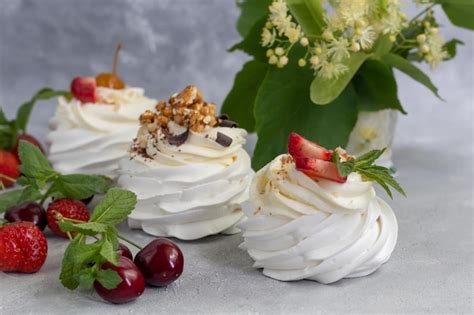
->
[139,85,218,133]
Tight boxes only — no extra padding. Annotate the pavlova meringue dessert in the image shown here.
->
[118,85,253,240]
[47,44,156,178]
[239,132,404,284]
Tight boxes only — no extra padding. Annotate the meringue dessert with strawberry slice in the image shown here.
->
[239,132,404,284]
[47,44,156,178]
[117,85,253,240]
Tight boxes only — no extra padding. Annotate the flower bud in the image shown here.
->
[275,47,285,56]
[298,58,306,67]
[310,56,320,66]
[269,55,278,65]
[416,34,426,43]
[300,37,309,47]
[266,49,274,57]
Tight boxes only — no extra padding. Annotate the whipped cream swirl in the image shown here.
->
[239,154,398,284]
[47,87,156,178]
[117,125,253,240]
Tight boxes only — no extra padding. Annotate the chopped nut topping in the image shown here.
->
[140,85,218,134]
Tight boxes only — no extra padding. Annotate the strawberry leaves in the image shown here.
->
[59,189,137,291]
[333,148,406,199]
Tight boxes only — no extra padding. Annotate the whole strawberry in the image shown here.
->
[47,199,90,238]
[0,222,48,273]
[0,150,20,188]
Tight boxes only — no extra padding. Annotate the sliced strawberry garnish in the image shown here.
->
[288,132,332,161]
[71,77,98,103]
[294,156,347,183]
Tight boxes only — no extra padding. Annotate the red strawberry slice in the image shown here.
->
[288,132,332,161]
[71,77,98,103]
[294,156,347,183]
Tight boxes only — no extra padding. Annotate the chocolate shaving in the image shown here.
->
[218,114,230,121]
[215,132,233,147]
[165,128,189,146]
[216,119,239,128]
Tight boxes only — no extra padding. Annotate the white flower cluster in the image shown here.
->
[261,0,449,78]
[416,22,450,69]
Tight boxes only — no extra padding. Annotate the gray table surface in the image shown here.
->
[1,1,473,314]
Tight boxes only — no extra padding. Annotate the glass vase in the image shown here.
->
[346,109,398,171]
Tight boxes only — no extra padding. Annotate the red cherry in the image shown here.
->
[94,256,145,304]
[118,243,133,260]
[70,77,98,103]
[134,239,184,287]
[14,135,44,159]
[4,202,47,231]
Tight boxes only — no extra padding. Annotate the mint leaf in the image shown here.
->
[236,0,272,38]
[52,174,112,200]
[253,48,358,170]
[221,60,268,132]
[0,110,9,125]
[77,269,96,290]
[19,141,56,178]
[16,88,71,132]
[354,148,386,168]
[333,152,355,177]
[57,221,109,236]
[0,189,24,213]
[96,269,122,290]
[90,188,137,225]
[100,235,119,266]
[60,237,101,290]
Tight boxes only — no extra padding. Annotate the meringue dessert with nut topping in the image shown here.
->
[47,44,156,178]
[239,132,402,284]
[117,85,253,240]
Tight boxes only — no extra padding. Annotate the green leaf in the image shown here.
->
[0,187,42,213]
[95,269,123,290]
[0,110,9,125]
[57,221,109,236]
[287,0,325,39]
[332,152,355,177]
[90,188,137,225]
[443,39,464,60]
[52,174,112,200]
[253,54,358,170]
[18,141,56,178]
[230,17,268,62]
[441,3,474,30]
[221,60,268,132]
[353,59,406,114]
[355,148,386,168]
[382,53,440,98]
[236,0,273,38]
[16,88,71,132]
[100,236,119,266]
[0,189,24,213]
[77,269,96,290]
[310,52,371,105]
[60,237,101,290]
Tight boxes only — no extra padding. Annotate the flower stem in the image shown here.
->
[409,3,436,25]
[117,234,143,250]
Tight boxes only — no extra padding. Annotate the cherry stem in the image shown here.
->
[117,234,143,250]
[112,42,123,75]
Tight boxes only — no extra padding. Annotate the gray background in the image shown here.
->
[0,1,473,314]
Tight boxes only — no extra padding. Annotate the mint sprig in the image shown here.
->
[333,148,406,199]
[58,188,137,290]
[0,88,71,150]
[0,141,112,212]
